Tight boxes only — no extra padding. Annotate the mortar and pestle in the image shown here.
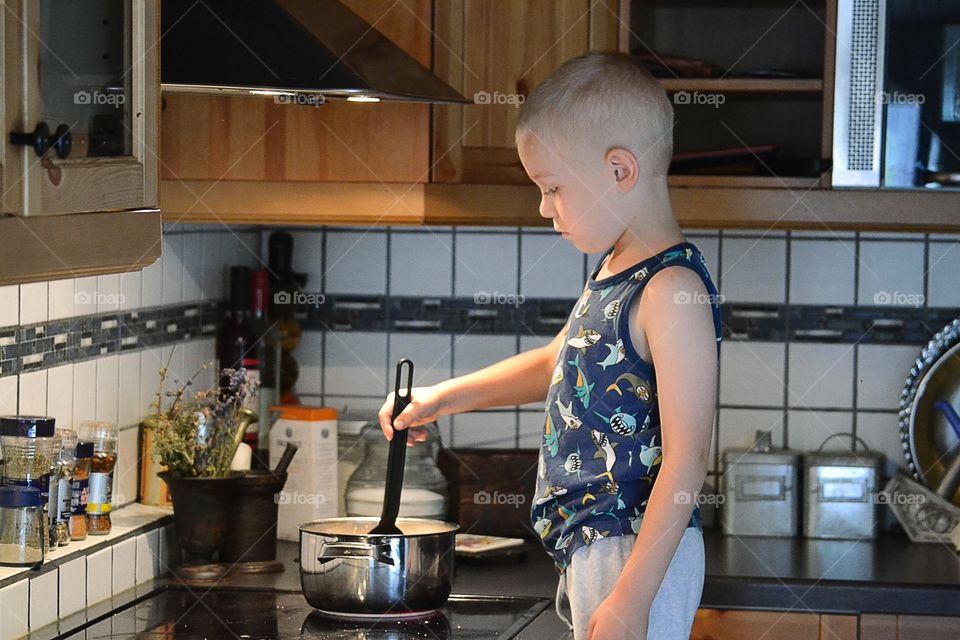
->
[220,443,299,573]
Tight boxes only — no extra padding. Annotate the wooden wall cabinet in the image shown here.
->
[0,0,161,284]
[692,609,960,639]
[431,0,623,184]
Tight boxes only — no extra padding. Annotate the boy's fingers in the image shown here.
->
[392,404,418,431]
[378,393,396,440]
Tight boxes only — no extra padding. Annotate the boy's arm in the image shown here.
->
[378,326,567,438]
[591,267,716,635]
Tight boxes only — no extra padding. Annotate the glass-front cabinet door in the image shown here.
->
[3,0,158,215]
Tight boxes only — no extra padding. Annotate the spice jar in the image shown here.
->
[70,442,93,540]
[77,421,118,535]
[0,486,46,567]
[0,416,57,550]
[54,429,77,547]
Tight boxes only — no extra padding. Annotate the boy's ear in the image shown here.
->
[605,147,639,193]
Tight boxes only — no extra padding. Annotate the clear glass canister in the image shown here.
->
[345,422,448,520]
[77,421,118,535]
[0,486,46,567]
[337,418,369,517]
[54,429,77,547]
[0,416,57,550]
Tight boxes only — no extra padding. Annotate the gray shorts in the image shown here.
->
[555,527,705,640]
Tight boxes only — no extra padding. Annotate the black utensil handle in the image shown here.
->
[380,359,414,527]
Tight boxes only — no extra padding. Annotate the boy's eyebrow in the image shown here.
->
[531,172,556,179]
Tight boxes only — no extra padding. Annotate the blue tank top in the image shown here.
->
[530,240,722,574]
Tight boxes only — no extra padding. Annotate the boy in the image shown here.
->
[379,51,721,640]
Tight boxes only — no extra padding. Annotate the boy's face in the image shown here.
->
[517,133,627,254]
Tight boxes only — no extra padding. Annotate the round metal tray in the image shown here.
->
[899,317,960,506]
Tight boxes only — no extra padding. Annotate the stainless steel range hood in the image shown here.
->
[161,0,468,104]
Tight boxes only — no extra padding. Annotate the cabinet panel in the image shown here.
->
[432,0,621,183]
[160,0,431,185]
[691,609,821,640]
[896,615,960,639]
[5,0,159,215]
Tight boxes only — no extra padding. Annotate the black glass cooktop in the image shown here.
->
[57,588,551,639]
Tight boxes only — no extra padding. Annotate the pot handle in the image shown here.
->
[317,540,395,566]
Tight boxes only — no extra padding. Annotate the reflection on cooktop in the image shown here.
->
[67,588,551,639]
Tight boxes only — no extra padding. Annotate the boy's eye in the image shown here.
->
[543,186,559,196]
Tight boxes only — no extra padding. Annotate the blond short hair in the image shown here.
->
[516,51,674,176]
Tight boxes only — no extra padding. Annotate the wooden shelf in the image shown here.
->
[161,180,960,232]
[659,78,824,93]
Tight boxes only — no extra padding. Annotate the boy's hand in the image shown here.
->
[378,385,445,445]
[587,588,648,640]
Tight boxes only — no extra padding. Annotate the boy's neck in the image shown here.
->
[608,178,684,268]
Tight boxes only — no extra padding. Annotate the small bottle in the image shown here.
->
[70,442,93,540]
[54,429,77,546]
[0,486,46,567]
[77,421,118,535]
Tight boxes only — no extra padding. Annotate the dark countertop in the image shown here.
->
[212,529,960,637]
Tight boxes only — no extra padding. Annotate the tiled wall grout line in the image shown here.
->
[781,231,792,449]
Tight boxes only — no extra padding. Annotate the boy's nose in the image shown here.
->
[539,197,556,219]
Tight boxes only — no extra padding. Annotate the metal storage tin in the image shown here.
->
[803,434,882,540]
[722,432,800,537]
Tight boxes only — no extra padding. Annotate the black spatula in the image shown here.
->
[369,358,415,536]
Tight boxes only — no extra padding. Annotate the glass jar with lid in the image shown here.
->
[0,486,46,567]
[345,422,448,520]
[0,416,57,549]
[77,421,118,535]
[336,416,370,517]
[53,429,77,546]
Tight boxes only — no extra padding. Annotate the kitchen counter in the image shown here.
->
[203,529,960,637]
[36,529,960,640]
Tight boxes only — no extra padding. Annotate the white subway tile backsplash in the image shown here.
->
[857,240,925,307]
[856,411,909,476]
[388,333,452,388]
[453,335,517,378]
[390,232,454,297]
[46,364,74,431]
[135,530,160,585]
[47,279,75,321]
[0,377,15,415]
[789,239,857,305]
[96,274,120,313]
[74,276,99,316]
[927,241,960,308]
[296,331,323,397]
[787,343,855,409]
[325,231,387,295]
[719,237,786,303]
[200,232,226,302]
[86,547,113,606]
[140,258,163,308]
[118,352,142,428]
[290,230,324,293]
[786,409,853,453]
[18,369,47,416]
[29,569,58,631]
[181,234,203,303]
[161,234,184,306]
[0,285,18,327]
[72,360,97,426]
[120,270,142,311]
[115,427,139,507]
[111,538,136,596]
[690,235,720,286]
[58,557,87,618]
[518,411,545,448]
[140,347,164,420]
[452,411,516,448]
[453,232,519,299]
[323,331,387,396]
[95,355,120,425]
[519,233,582,299]
[19,282,47,325]
[0,579,29,640]
[719,341,786,407]
[856,344,919,410]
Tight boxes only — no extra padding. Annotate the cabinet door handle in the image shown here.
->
[9,122,52,157]
[8,122,72,158]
